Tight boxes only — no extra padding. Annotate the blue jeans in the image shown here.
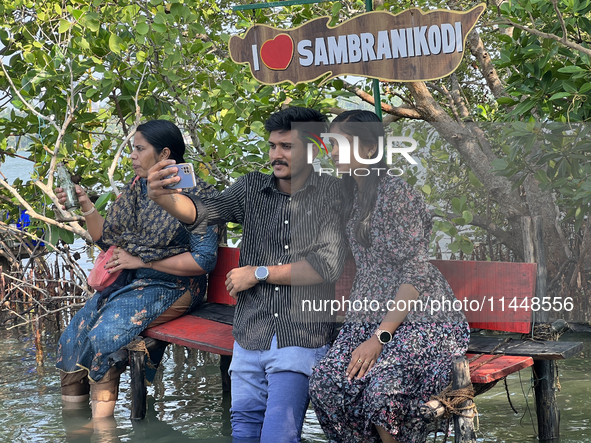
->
[229,335,329,443]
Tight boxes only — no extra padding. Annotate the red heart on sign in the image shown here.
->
[260,34,294,71]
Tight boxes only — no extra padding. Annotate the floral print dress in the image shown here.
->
[56,180,219,383]
[309,175,470,443]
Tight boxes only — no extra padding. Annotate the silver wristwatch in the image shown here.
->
[255,266,270,282]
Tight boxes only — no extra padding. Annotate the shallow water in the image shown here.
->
[0,325,589,443]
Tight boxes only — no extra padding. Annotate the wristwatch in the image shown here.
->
[375,329,393,345]
[255,266,270,282]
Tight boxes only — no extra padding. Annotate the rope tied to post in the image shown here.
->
[125,337,156,369]
[429,385,478,420]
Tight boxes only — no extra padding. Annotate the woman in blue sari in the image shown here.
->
[56,120,219,418]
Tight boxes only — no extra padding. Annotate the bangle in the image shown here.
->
[145,261,153,269]
[81,206,96,217]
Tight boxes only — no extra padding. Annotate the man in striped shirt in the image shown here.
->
[148,107,347,443]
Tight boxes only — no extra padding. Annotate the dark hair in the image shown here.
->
[331,110,386,248]
[136,120,186,163]
[264,106,328,144]
[265,107,327,131]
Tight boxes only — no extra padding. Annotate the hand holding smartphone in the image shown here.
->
[164,163,196,189]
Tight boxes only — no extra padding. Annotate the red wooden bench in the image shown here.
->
[127,247,583,441]
[143,247,238,356]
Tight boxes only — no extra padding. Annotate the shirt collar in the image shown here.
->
[259,167,320,195]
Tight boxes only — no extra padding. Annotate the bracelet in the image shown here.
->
[81,206,96,217]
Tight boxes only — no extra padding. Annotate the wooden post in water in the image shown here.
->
[220,355,232,393]
[522,216,560,440]
[532,216,559,440]
[452,356,476,443]
[129,340,147,420]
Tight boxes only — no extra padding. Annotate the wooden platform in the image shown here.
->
[467,353,534,384]
[468,335,583,361]
[143,315,234,356]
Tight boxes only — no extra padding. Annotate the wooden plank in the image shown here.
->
[209,247,239,305]
[431,260,536,333]
[190,303,235,325]
[143,316,234,355]
[467,353,533,384]
[468,336,583,360]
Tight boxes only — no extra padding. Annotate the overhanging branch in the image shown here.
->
[342,80,422,119]
[496,19,591,57]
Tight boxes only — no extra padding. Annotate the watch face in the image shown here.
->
[255,266,268,280]
[379,331,392,343]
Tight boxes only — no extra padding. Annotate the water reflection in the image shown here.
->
[61,394,232,443]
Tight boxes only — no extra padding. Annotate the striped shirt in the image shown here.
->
[184,170,347,350]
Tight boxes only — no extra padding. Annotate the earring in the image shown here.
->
[367,151,374,159]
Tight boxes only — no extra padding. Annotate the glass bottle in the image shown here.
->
[56,162,80,210]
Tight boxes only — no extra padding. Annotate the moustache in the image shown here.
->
[271,160,288,167]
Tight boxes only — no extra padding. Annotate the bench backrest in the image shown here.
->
[431,260,536,334]
[208,246,239,305]
[208,248,537,334]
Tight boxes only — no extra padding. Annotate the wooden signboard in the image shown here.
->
[229,4,486,85]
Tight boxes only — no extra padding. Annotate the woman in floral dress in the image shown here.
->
[56,120,219,418]
[309,110,470,443]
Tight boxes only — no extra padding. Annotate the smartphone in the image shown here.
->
[164,163,196,189]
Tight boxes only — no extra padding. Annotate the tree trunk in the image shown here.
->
[406,81,568,275]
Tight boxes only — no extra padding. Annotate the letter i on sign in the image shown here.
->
[252,44,260,71]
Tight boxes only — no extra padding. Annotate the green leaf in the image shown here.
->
[47,224,59,247]
[23,52,35,64]
[511,99,536,116]
[59,227,74,244]
[562,82,579,94]
[534,169,548,184]
[462,210,473,224]
[422,184,431,195]
[82,12,100,32]
[549,92,571,100]
[71,9,83,20]
[59,19,71,33]
[491,158,508,172]
[220,80,236,94]
[136,23,150,35]
[95,192,113,211]
[468,171,481,187]
[451,197,461,214]
[459,240,474,255]
[109,33,123,54]
[497,97,518,105]
[153,11,167,25]
[250,121,265,136]
[78,37,90,50]
[557,65,586,74]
